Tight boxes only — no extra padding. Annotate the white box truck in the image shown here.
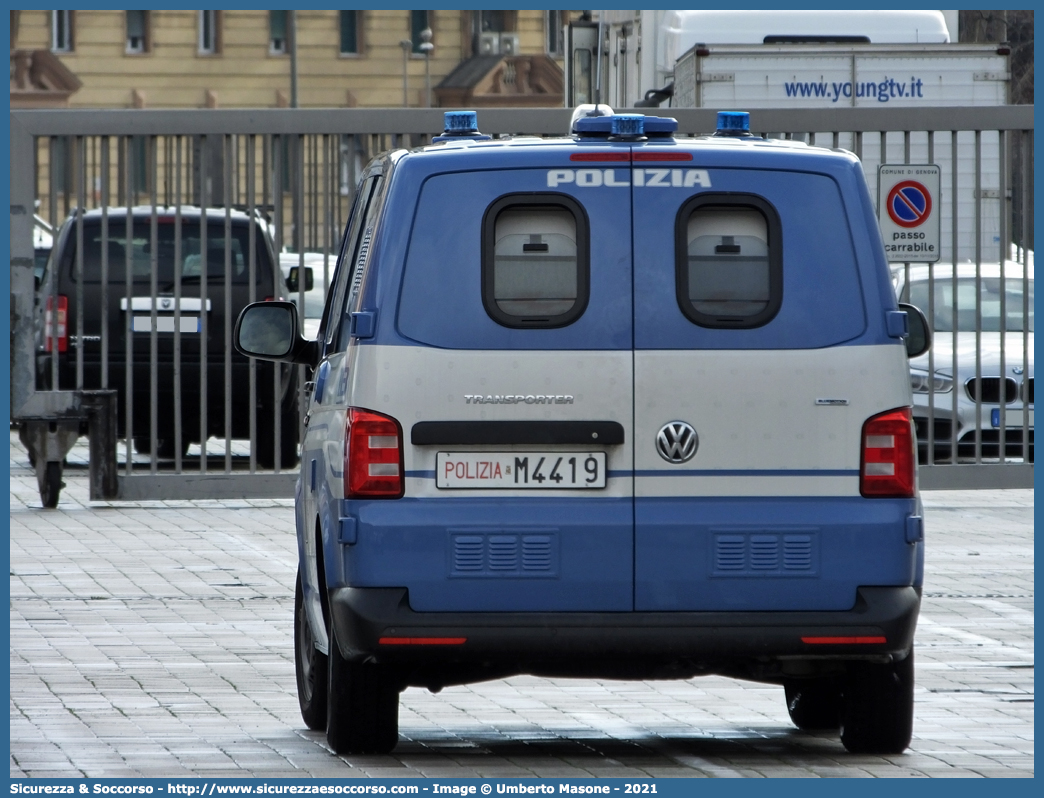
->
[671,42,1009,263]
[566,10,1011,263]
[569,10,957,111]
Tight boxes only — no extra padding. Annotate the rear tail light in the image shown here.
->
[860,407,916,498]
[345,408,405,498]
[44,295,68,353]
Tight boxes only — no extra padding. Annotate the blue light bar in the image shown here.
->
[443,111,478,134]
[611,115,645,137]
[432,110,491,143]
[715,111,751,136]
[573,114,678,137]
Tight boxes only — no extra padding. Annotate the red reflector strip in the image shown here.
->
[801,636,887,645]
[633,152,694,161]
[569,152,631,162]
[379,637,467,646]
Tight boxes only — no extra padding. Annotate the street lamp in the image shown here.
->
[419,27,434,107]
[399,39,412,107]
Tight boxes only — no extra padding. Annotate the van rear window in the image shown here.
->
[482,195,589,328]
[676,195,782,328]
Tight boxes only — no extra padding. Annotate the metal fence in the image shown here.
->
[9,106,1034,500]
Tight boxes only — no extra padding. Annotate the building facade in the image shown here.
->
[10,9,577,109]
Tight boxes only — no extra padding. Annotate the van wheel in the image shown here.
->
[784,677,842,730]
[294,572,328,731]
[326,617,399,755]
[840,649,914,754]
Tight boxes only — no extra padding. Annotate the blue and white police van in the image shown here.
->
[235,109,930,756]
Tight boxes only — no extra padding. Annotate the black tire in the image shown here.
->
[784,678,842,731]
[41,461,63,509]
[295,572,328,730]
[841,649,915,754]
[256,407,299,469]
[326,616,400,755]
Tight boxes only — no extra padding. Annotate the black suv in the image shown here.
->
[36,206,298,468]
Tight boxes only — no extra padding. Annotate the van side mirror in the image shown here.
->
[898,302,931,358]
[285,266,314,293]
[234,300,319,366]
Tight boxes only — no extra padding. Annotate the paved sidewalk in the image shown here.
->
[9,436,1034,777]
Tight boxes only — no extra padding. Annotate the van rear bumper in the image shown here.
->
[329,585,920,672]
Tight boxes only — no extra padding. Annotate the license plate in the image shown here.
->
[992,408,1034,428]
[436,452,606,489]
[132,315,201,333]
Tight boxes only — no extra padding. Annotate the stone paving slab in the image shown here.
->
[9,434,1033,777]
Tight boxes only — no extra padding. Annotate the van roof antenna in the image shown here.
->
[594,13,604,109]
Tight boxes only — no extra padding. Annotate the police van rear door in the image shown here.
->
[630,137,875,612]
[392,145,635,612]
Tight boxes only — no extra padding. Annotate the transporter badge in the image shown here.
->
[656,421,699,463]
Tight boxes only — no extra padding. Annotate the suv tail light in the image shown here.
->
[345,408,405,498]
[44,295,68,353]
[860,407,915,498]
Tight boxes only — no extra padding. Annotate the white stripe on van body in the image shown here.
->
[334,343,910,500]
[634,344,912,498]
[347,345,634,500]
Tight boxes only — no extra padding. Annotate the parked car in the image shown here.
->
[34,206,299,467]
[895,259,1034,462]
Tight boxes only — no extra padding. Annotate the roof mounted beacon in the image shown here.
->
[432,111,492,144]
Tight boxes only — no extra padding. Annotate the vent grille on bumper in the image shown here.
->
[451,532,558,577]
[712,531,818,577]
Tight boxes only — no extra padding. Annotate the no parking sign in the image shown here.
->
[878,164,941,263]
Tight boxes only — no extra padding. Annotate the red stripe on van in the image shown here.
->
[569,152,631,161]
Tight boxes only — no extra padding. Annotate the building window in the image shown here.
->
[470,10,516,57]
[126,11,149,54]
[51,10,73,52]
[480,10,506,33]
[410,10,429,53]
[199,10,220,54]
[270,10,288,54]
[340,10,360,55]
[546,11,564,57]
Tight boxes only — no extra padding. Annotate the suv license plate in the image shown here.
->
[436,452,606,489]
[992,408,1033,428]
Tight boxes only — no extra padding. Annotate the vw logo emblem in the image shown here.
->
[656,421,698,464]
[1013,366,1024,375]
[161,298,172,310]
